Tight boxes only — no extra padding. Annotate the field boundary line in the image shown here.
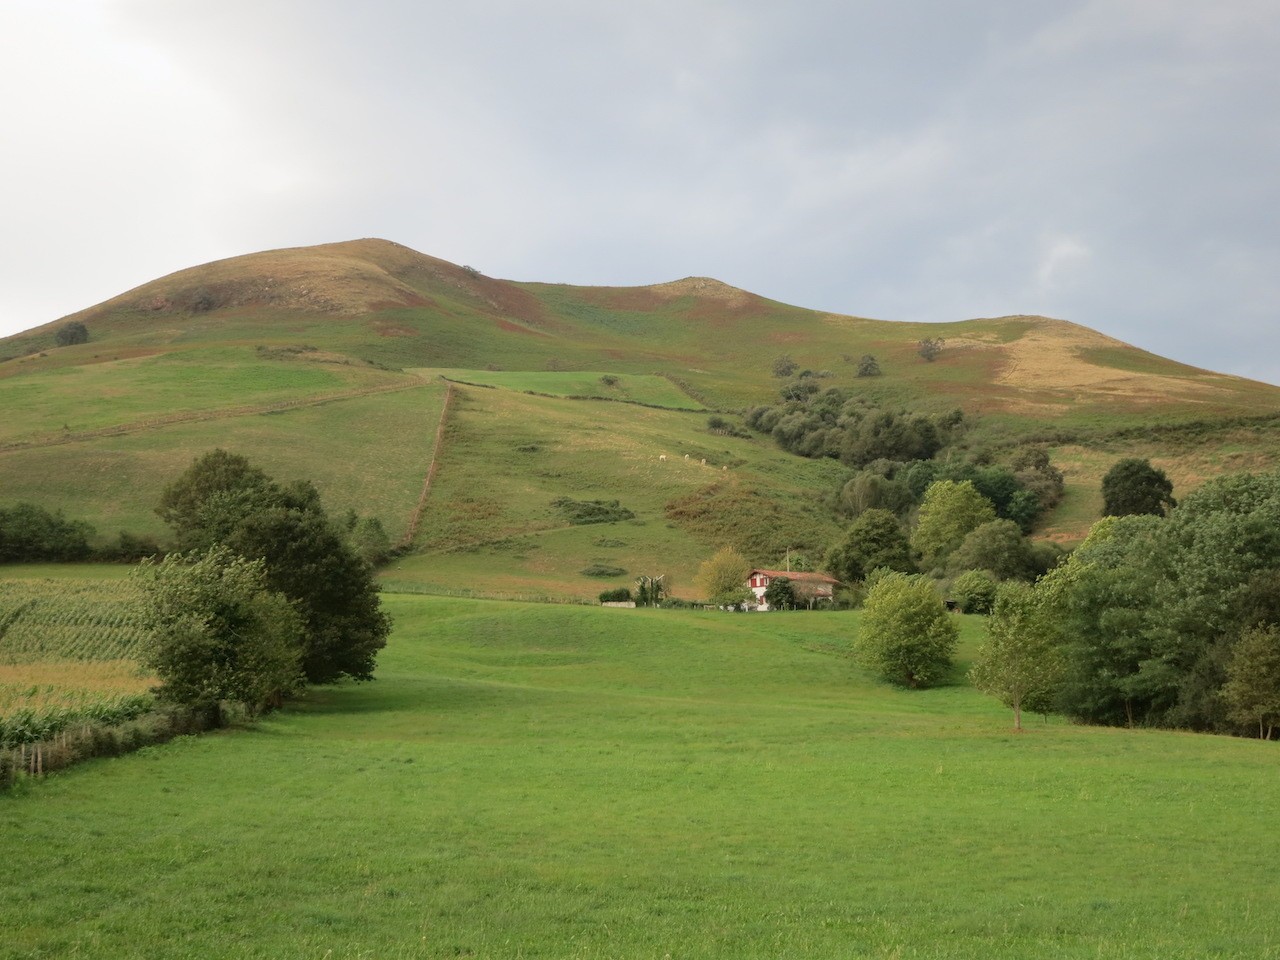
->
[0,379,427,455]
[398,381,455,549]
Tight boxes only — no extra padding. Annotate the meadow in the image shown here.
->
[3,593,1278,959]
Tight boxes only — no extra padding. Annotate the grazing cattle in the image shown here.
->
[659,454,667,462]
[722,465,727,471]
[700,458,706,466]
[684,454,690,460]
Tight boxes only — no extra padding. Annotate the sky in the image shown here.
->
[2,0,1278,383]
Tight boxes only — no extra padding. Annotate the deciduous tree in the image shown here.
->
[825,509,914,583]
[695,546,752,605]
[1222,625,1280,739]
[857,572,957,688]
[763,576,796,610]
[911,480,997,571]
[1101,458,1175,518]
[157,450,390,684]
[137,547,304,714]
[969,582,1065,729]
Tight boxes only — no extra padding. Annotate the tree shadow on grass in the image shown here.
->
[291,676,553,717]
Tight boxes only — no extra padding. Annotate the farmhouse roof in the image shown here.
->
[749,569,841,585]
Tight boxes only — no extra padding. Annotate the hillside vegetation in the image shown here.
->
[3,238,1279,594]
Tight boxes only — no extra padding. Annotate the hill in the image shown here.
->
[2,238,1279,596]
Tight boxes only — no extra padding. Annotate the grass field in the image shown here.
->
[396,386,846,596]
[0,380,446,542]
[421,369,707,410]
[3,594,1278,958]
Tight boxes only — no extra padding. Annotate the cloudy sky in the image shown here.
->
[3,1,1278,383]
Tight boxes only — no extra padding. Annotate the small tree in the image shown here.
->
[1222,625,1280,739]
[54,321,89,347]
[1101,458,1176,517]
[137,547,304,714]
[763,576,796,610]
[634,574,667,606]
[772,355,799,378]
[951,569,998,614]
[696,547,752,605]
[856,355,881,377]
[857,572,957,688]
[917,337,944,362]
[347,516,391,565]
[969,582,1065,730]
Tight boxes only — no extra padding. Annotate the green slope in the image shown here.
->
[2,238,1280,574]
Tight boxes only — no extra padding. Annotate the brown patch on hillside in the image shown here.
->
[937,318,1233,410]
[576,286,668,312]
[368,292,433,311]
[495,317,551,337]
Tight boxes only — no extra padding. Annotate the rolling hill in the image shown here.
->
[3,238,1279,598]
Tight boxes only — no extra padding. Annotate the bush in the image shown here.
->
[552,498,635,525]
[918,337,944,362]
[951,570,998,614]
[54,321,89,346]
[598,587,633,602]
[856,355,881,377]
[581,564,627,578]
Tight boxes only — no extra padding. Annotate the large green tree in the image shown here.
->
[857,572,957,688]
[946,519,1037,581]
[911,480,997,571]
[157,450,390,684]
[1101,458,1175,518]
[825,509,914,583]
[137,547,304,714]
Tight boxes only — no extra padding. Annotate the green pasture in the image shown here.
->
[0,347,406,445]
[418,368,706,410]
[408,386,845,586]
[3,595,1279,959]
[0,382,446,542]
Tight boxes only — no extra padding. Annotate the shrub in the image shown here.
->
[581,564,627,578]
[598,587,633,603]
[951,570,998,614]
[552,498,636,524]
[54,322,89,346]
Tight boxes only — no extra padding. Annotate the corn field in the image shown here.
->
[0,577,151,663]
[0,578,157,748]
